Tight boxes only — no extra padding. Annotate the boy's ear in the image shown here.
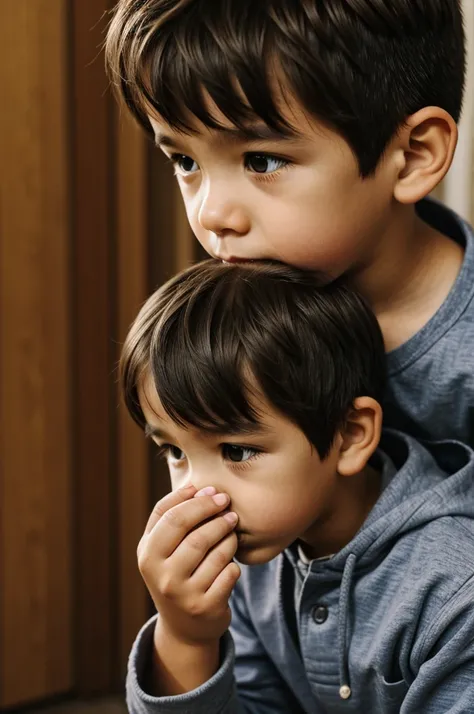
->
[337,397,382,477]
[393,107,458,204]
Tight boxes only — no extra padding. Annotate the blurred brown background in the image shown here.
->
[0,1,473,712]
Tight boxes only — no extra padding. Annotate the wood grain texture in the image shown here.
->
[114,109,152,680]
[71,0,115,694]
[0,0,73,707]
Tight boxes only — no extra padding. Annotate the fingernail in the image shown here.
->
[223,511,238,525]
[213,493,229,506]
[182,484,195,491]
[195,486,216,497]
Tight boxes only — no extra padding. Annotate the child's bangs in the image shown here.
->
[147,314,261,435]
[133,4,294,136]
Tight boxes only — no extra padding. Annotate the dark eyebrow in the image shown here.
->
[154,124,298,150]
[144,424,168,440]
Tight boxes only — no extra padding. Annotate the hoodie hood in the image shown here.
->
[326,429,474,573]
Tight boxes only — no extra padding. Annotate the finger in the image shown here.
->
[148,492,231,558]
[144,484,197,536]
[193,486,217,498]
[205,561,241,604]
[170,513,238,579]
[189,529,239,590]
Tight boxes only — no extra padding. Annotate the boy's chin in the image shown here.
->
[235,541,284,566]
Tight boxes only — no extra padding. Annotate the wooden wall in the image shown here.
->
[0,1,73,706]
[0,0,198,708]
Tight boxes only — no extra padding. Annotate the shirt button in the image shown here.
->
[339,685,352,700]
[312,604,328,624]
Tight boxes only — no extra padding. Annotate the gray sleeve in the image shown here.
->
[126,616,238,714]
[125,585,303,714]
[401,579,474,713]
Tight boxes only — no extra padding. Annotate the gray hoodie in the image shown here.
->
[126,431,474,713]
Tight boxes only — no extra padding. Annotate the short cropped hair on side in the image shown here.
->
[105,0,465,177]
[119,260,386,460]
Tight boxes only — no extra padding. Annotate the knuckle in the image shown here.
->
[229,562,241,580]
[212,545,231,568]
[137,544,151,575]
[161,508,183,529]
[136,537,145,561]
[205,596,231,623]
[199,495,221,513]
[152,502,167,519]
[177,485,193,497]
[186,598,206,618]
[220,562,240,590]
[187,532,208,552]
[159,572,176,597]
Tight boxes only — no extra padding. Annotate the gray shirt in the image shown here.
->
[384,198,474,446]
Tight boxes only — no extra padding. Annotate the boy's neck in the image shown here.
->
[350,204,464,352]
[300,463,382,560]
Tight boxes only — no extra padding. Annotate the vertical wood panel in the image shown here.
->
[115,110,152,679]
[0,0,73,707]
[72,0,115,694]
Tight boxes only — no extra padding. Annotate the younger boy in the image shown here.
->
[120,260,474,713]
[105,0,474,447]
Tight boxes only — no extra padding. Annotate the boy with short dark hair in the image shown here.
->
[105,0,474,448]
[120,260,474,712]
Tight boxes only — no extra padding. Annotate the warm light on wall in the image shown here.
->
[444,0,474,221]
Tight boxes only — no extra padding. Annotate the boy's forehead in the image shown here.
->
[139,371,167,421]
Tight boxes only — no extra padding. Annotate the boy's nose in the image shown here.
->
[198,183,250,237]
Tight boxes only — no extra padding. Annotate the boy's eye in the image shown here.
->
[171,154,199,174]
[222,444,258,463]
[161,444,186,462]
[245,153,289,174]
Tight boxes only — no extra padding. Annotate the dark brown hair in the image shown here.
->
[119,260,385,459]
[105,0,465,176]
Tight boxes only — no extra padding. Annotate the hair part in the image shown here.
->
[105,0,465,176]
[119,260,386,459]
